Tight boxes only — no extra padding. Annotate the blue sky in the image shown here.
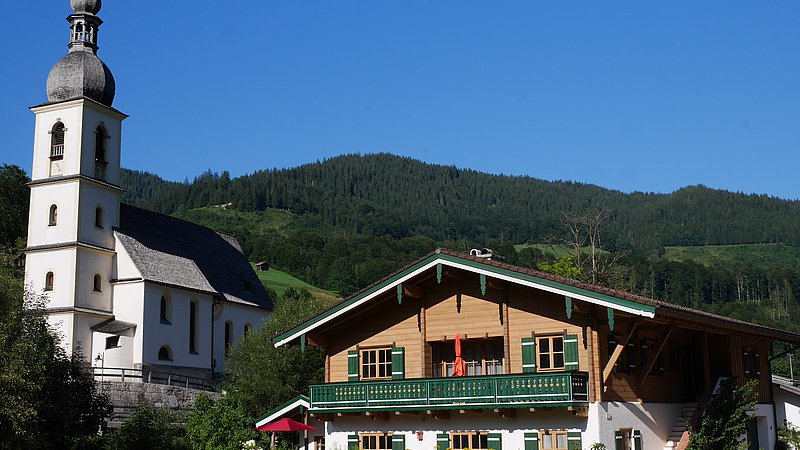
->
[3,1,800,199]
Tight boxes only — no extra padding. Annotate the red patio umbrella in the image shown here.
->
[256,417,317,432]
[257,418,318,448]
[453,332,467,377]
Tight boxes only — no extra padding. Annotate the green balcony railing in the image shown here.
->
[309,372,588,413]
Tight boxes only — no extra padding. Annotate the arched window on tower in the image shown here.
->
[95,207,104,228]
[94,125,108,179]
[50,122,65,176]
[93,274,102,292]
[45,272,55,291]
[49,204,58,226]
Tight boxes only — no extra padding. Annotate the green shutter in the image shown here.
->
[614,431,623,450]
[633,430,642,450]
[392,347,405,380]
[392,434,405,450]
[348,350,359,381]
[564,334,579,371]
[522,337,537,373]
[566,431,581,450]
[436,433,449,450]
[348,434,359,450]
[523,432,539,450]
[488,433,502,450]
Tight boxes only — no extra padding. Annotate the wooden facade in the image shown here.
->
[278,250,799,412]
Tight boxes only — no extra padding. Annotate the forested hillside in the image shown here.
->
[122,153,800,254]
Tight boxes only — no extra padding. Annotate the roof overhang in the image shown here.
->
[272,251,657,348]
[255,395,310,428]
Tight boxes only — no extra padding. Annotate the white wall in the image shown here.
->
[212,302,270,373]
[141,283,214,369]
[776,387,800,430]
[325,410,586,450]
[77,185,119,249]
[114,238,142,281]
[110,281,145,364]
[27,181,80,247]
[76,248,114,311]
[30,99,124,183]
[587,402,683,449]
[25,247,77,308]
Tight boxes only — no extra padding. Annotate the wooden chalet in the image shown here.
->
[269,249,800,450]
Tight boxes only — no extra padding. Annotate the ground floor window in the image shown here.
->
[540,430,567,450]
[361,433,392,450]
[619,429,633,450]
[314,436,325,450]
[451,432,488,450]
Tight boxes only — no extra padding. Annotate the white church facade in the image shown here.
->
[24,0,271,381]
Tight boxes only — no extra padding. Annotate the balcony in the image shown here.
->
[309,372,588,413]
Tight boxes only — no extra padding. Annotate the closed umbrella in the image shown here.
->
[453,332,466,377]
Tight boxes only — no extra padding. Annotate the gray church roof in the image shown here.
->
[115,204,272,310]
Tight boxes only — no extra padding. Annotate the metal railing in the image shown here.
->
[309,371,588,412]
[50,145,64,158]
[92,366,215,392]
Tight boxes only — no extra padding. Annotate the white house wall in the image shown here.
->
[775,388,800,430]
[30,102,85,180]
[78,103,122,184]
[76,249,114,311]
[77,185,119,249]
[113,237,141,280]
[586,402,682,449]
[26,247,77,308]
[27,182,80,247]
[212,302,270,373]
[141,283,214,369]
[325,411,586,450]
[111,281,145,365]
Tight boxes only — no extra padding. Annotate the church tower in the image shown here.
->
[25,0,126,356]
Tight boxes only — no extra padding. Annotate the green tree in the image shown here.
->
[537,256,582,280]
[223,287,327,417]
[110,397,189,450]
[185,394,261,450]
[687,379,757,450]
[0,164,29,250]
[778,420,800,450]
[0,265,110,449]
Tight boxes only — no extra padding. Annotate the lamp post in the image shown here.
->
[95,352,105,384]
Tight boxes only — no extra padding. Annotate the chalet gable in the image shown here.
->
[273,249,658,348]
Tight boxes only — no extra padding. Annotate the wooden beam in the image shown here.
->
[306,333,328,348]
[487,278,506,290]
[602,321,639,383]
[443,267,462,278]
[639,326,675,385]
[403,283,425,299]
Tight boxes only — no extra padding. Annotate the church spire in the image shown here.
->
[67,0,103,53]
[46,0,116,106]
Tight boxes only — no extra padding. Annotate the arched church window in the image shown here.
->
[95,207,104,228]
[157,346,173,361]
[224,321,232,354]
[160,296,171,325]
[49,204,58,226]
[244,324,252,335]
[50,122,65,159]
[93,274,102,292]
[94,125,108,179]
[189,301,198,354]
[45,272,55,291]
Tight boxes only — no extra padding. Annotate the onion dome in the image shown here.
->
[46,0,115,106]
[70,0,102,14]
